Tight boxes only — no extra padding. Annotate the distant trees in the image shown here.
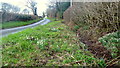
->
[0,2,39,23]
[55,2,70,18]
[46,0,70,19]
[46,6,56,18]
[1,3,12,12]
[1,2,20,13]
[12,6,20,13]
[22,9,29,14]
[26,0,37,16]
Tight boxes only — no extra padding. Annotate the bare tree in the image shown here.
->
[1,2,20,13]
[1,3,12,12]
[22,9,29,14]
[26,0,37,15]
[11,6,20,13]
[47,0,70,19]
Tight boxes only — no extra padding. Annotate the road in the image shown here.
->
[0,19,50,37]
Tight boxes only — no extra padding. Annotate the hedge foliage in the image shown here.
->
[0,12,38,23]
[63,2,119,32]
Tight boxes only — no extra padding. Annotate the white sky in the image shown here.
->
[0,0,49,16]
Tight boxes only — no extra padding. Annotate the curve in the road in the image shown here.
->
[1,19,50,37]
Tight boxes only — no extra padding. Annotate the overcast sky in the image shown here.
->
[0,0,49,16]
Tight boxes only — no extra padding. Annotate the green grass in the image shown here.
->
[1,18,43,29]
[99,31,120,58]
[1,19,105,67]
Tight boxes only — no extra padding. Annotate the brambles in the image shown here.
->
[63,2,119,34]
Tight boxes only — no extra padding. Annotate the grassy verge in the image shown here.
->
[2,19,105,67]
[99,31,120,58]
[1,18,43,29]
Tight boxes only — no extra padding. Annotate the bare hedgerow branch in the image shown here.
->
[63,2,119,32]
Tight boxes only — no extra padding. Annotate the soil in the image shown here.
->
[76,29,112,60]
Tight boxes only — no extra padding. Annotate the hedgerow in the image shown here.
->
[63,2,119,32]
[1,12,38,23]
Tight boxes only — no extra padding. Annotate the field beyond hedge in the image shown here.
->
[1,18,43,29]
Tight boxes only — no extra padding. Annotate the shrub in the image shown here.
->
[1,12,38,23]
[63,2,119,32]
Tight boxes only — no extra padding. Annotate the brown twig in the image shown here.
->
[106,56,120,66]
